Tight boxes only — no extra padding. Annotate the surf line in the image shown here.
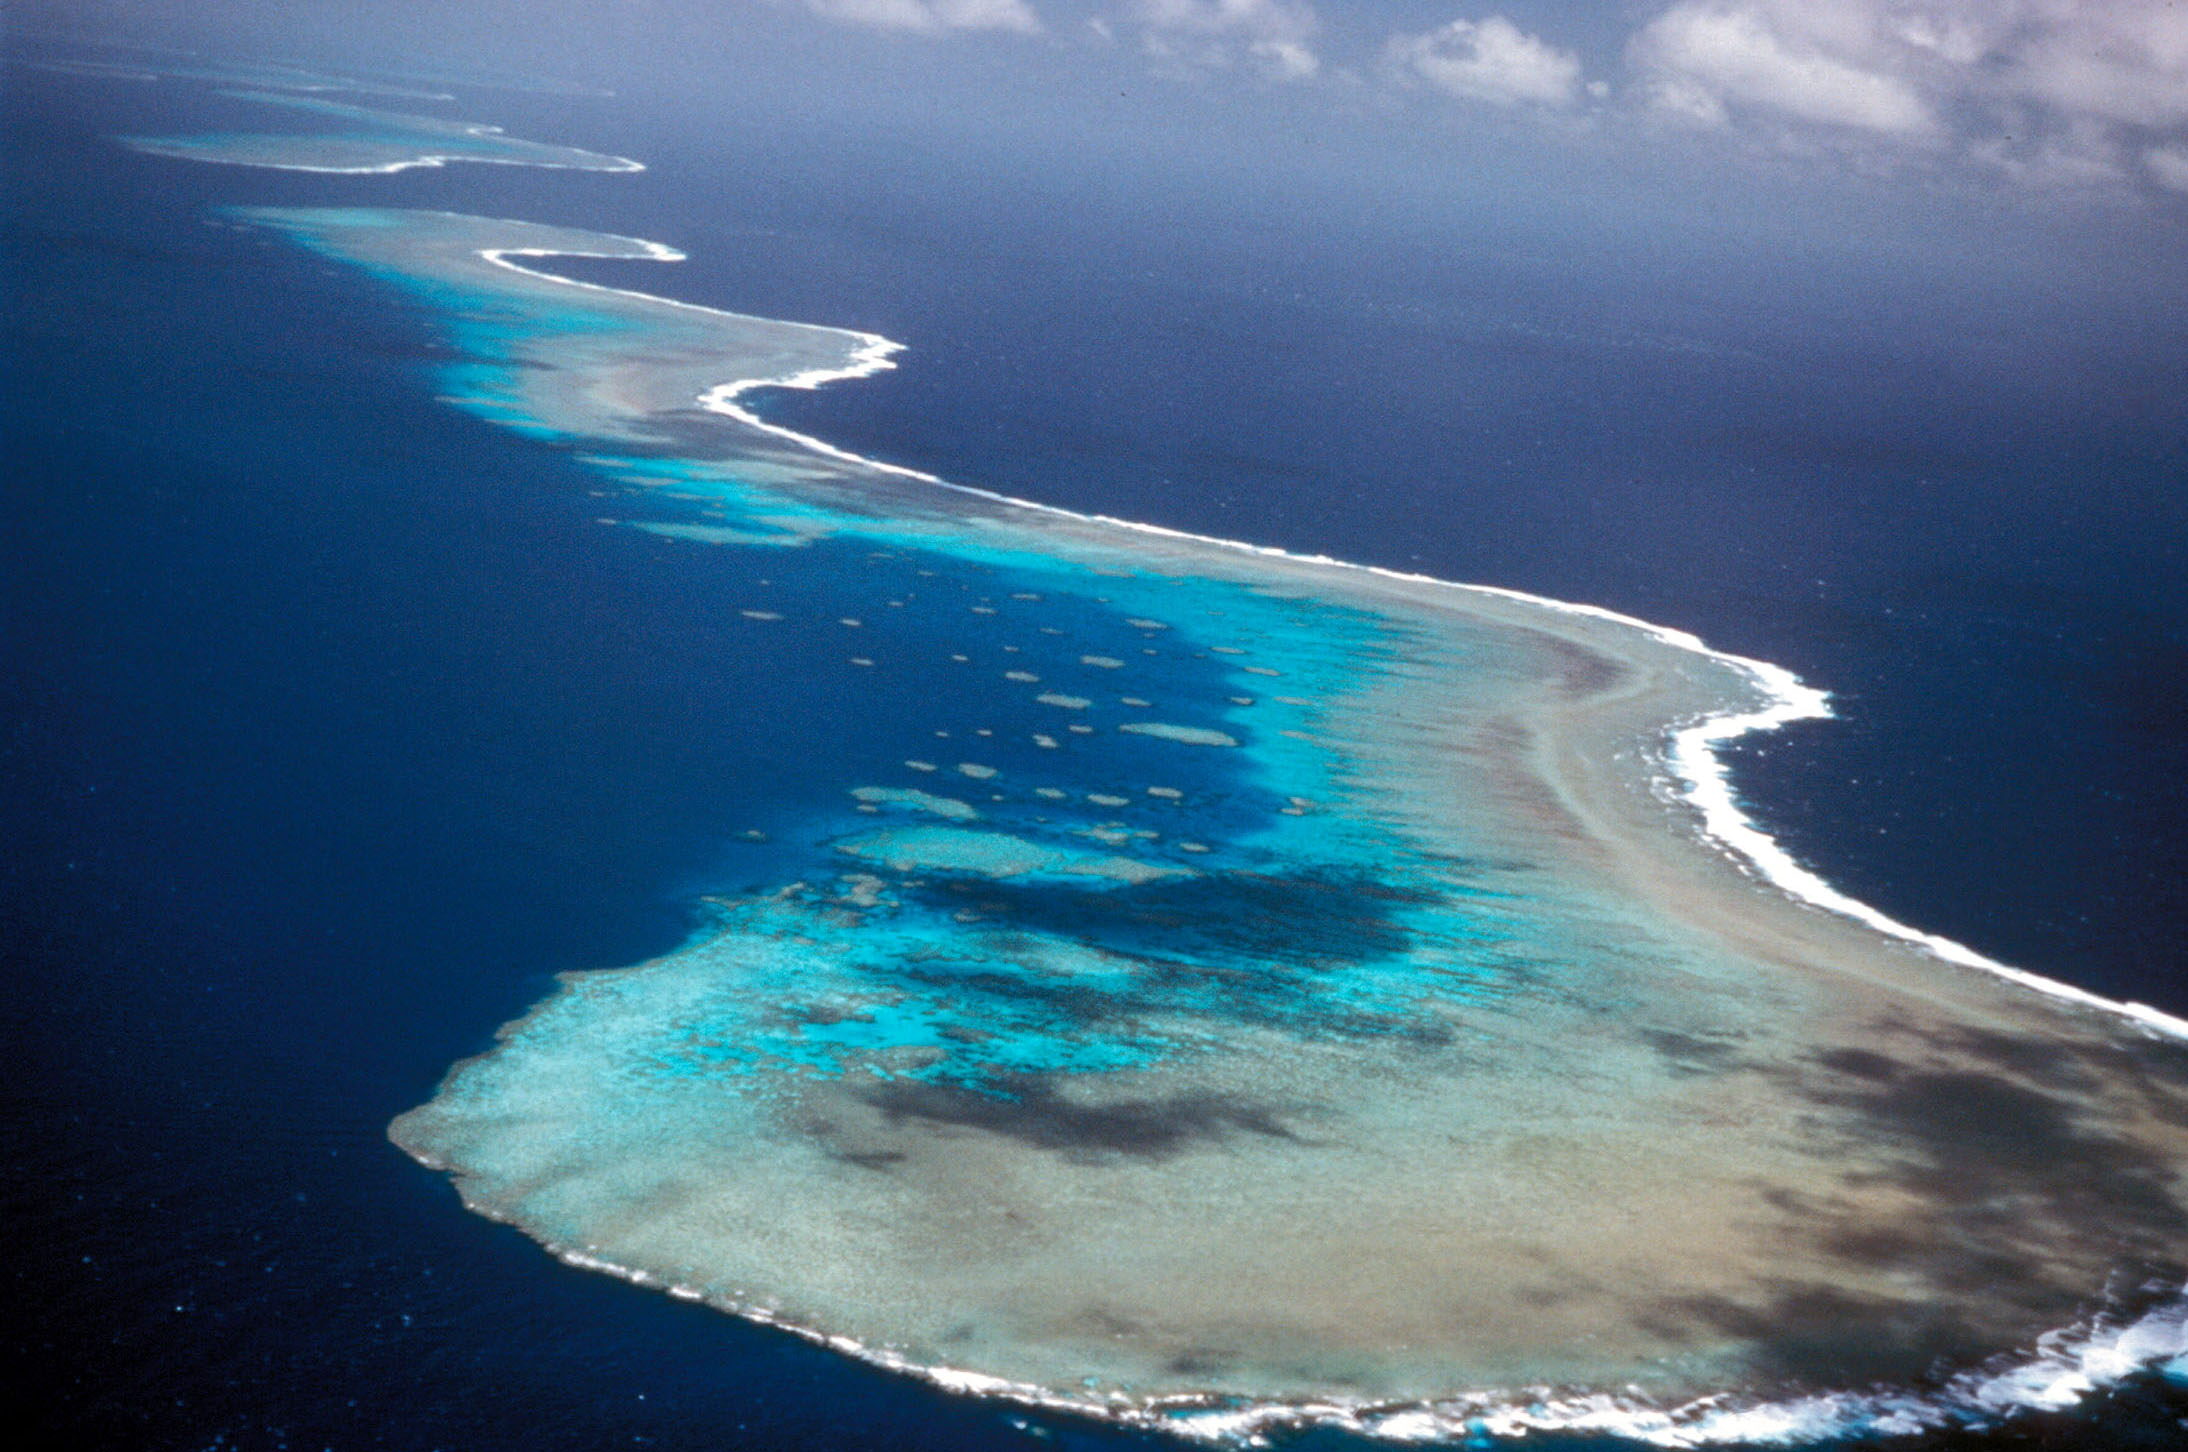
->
[472,236,2188,1045]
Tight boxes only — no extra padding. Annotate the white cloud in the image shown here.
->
[799,0,1042,35]
[1629,4,1934,137]
[1623,1,2188,190]
[2007,2,2188,129]
[786,0,2188,195]
[2149,145,2188,193]
[1255,38,1320,81]
[1120,0,1322,80]
[1389,16,1583,109]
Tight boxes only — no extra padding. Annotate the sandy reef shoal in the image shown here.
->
[395,557,2188,1410]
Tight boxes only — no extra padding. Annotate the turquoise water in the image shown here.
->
[293,214,1542,1095]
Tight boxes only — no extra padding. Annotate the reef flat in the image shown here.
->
[230,207,2188,1440]
[124,91,640,173]
[29,55,458,100]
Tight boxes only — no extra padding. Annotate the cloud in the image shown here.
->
[1624,1,2188,189]
[799,0,1042,35]
[2149,146,2188,193]
[1629,4,1934,136]
[2006,2,2188,129]
[782,0,2188,195]
[1118,0,1321,80]
[1388,15,1584,109]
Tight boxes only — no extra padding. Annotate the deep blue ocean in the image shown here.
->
[7,64,2186,1449]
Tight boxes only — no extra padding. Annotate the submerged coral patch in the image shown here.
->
[1117,722,1238,748]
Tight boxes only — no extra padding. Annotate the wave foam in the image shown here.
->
[538,1215,2187,1446]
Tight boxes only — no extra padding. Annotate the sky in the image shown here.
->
[16,0,2188,205]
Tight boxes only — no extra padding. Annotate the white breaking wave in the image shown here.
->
[537,1220,2188,1447]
